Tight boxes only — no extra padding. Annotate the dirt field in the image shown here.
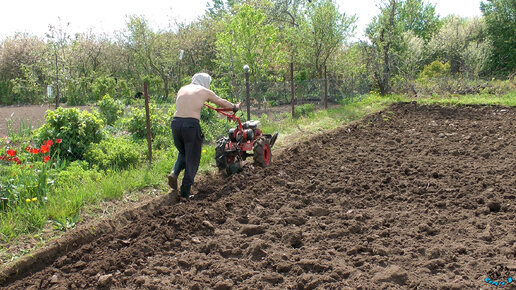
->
[1,102,515,289]
[0,105,90,137]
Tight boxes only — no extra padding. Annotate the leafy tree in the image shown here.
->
[208,0,240,18]
[46,19,71,108]
[215,4,282,101]
[427,16,490,76]
[126,16,182,98]
[481,0,516,75]
[399,0,441,41]
[0,33,48,104]
[365,0,402,95]
[301,0,356,78]
[365,0,439,94]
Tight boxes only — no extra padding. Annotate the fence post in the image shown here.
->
[144,82,152,164]
[290,62,295,118]
[244,65,251,121]
[324,64,328,109]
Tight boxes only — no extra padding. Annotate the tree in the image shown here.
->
[399,0,441,41]
[365,0,402,95]
[365,0,439,94]
[126,16,181,98]
[301,0,356,78]
[481,0,516,75]
[46,19,71,108]
[0,34,48,104]
[427,16,490,76]
[215,4,282,101]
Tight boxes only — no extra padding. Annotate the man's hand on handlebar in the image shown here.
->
[233,102,241,113]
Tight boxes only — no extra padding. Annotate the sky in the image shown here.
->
[0,0,484,40]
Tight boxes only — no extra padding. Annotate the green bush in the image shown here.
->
[84,137,141,170]
[92,76,117,100]
[126,104,169,139]
[97,94,124,125]
[418,60,450,80]
[294,103,315,118]
[36,107,104,161]
[64,77,90,105]
[54,160,102,187]
[200,105,228,143]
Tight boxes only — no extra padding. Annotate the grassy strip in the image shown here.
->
[416,91,516,106]
[1,91,514,248]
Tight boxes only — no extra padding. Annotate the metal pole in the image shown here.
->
[244,65,250,121]
[324,64,328,109]
[144,82,152,164]
[290,62,295,118]
[55,52,60,109]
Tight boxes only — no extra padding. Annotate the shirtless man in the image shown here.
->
[168,73,239,199]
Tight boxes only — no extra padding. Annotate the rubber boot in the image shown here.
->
[180,185,191,198]
[168,173,178,191]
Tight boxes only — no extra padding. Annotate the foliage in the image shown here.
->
[97,94,124,125]
[200,105,229,143]
[36,107,104,161]
[46,20,71,107]
[418,60,450,80]
[92,76,117,100]
[126,16,182,98]
[481,0,516,75]
[427,16,491,76]
[294,103,314,118]
[215,3,282,101]
[84,137,141,170]
[300,0,356,78]
[0,138,63,213]
[365,0,440,94]
[126,104,171,139]
[398,0,442,41]
[54,160,101,187]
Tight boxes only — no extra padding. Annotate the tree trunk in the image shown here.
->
[164,78,169,99]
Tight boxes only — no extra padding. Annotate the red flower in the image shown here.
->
[45,140,54,146]
[25,146,31,152]
[40,145,49,154]
[55,139,62,144]
[43,156,50,163]
[13,157,21,165]
[0,156,5,160]
[6,149,16,157]
[31,148,40,154]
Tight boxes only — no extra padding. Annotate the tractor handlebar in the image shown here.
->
[203,102,244,132]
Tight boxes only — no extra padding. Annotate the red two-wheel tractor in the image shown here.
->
[204,103,278,175]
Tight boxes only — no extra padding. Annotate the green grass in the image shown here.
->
[1,91,515,244]
[417,91,516,106]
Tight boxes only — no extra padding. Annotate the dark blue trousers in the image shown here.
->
[171,117,203,189]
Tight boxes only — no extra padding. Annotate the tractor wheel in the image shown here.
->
[226,160,242,176]
[215,138,228,170]
[253,137,271,167]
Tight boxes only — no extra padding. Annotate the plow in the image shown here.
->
[204,103,278,175]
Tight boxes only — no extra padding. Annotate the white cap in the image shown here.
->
[191,73,212,89]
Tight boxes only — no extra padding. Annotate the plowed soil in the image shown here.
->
[2,102,516,289]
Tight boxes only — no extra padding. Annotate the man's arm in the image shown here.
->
[205,89,234,109]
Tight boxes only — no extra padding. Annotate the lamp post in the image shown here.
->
[244,65,250,121]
